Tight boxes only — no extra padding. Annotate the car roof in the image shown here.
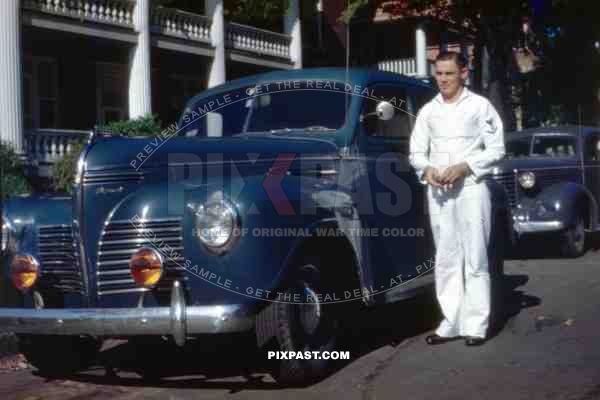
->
[507,125,600,140]
[184,67,434,106]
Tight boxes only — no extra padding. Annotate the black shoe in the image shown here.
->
[425,334,458,345]
[464,336,486,346]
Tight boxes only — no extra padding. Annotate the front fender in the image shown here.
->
[1,194,73,295]
[520,182,596,227]
[101,174,352,307]
[2,194,73,255]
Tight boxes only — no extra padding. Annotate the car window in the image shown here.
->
[584,134,600,161]
[362,84,411,138]
[179,81,350,137]
[506,137,531,158]
[532,135,577,157]
[179,85,250,137]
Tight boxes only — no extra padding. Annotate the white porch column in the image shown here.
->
[284,0,302,68]
[0,0,24,153]
[415,23,427,77]
[128,0,152,119]
[206,0,225,88]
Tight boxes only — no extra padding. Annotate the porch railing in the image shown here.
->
[25,129,89,166]
[226,22,291,60]
[152,7,211,43]
[378,58,418,77]
[22,0,136,27]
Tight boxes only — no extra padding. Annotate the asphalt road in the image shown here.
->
[1,238,599,400]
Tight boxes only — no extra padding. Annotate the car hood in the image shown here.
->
[84,134,339,171]
[493,156,580,174]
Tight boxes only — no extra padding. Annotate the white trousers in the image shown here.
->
[427,181,492,338]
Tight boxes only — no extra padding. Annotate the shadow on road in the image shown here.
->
[488,273,541,339]
[38,272,539,391]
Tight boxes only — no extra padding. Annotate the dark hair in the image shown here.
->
[435,51,468,69]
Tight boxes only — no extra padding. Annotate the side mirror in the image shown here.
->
[361,101,395,122]
[375,101,395,121]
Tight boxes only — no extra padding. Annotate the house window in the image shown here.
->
[22,56,59,129]
[96,62,127,124]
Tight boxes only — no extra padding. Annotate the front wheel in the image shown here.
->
[560,214,586,258]
[264,262,348,386]
[18,334,101,377]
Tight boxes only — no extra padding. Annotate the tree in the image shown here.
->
[343,0,524,130]
[343,0,600,129]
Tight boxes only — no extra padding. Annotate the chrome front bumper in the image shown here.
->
[514,220,565,234]
[0,282,254,346]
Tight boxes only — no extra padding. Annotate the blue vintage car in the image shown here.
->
[0,68,508,384]
[490,126,600,257]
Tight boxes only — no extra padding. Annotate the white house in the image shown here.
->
[0,0,303,177]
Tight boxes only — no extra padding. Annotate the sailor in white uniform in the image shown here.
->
[409,52,505,346]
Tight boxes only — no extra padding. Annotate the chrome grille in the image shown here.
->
[489,172,518,207]
[83,171,144,185]
[37,225,83,294]
[97,218,187,296]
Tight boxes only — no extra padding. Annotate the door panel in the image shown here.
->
[357,84,434,300]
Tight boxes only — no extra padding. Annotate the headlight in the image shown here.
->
[191,194,240,254]
[10,254,40,292]
[518,171,536,189]
[129,247,164,288]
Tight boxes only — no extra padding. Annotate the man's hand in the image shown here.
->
[439,162,472,185]
[422,166,443,187]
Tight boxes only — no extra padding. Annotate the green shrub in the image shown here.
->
[101,114,162,137]
[0,142,31,201]
[51,140,86,193]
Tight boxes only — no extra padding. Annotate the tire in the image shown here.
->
[18,334,101,377]
[265,261,349,386]
[560,214,586,258]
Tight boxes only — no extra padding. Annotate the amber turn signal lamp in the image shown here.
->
[129,247,164,288]
[10,254,40,292]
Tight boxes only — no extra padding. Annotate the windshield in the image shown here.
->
[531,135,577,157]
[506,135,577,158]
[505,137,531,158]
[178,80,350,137]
